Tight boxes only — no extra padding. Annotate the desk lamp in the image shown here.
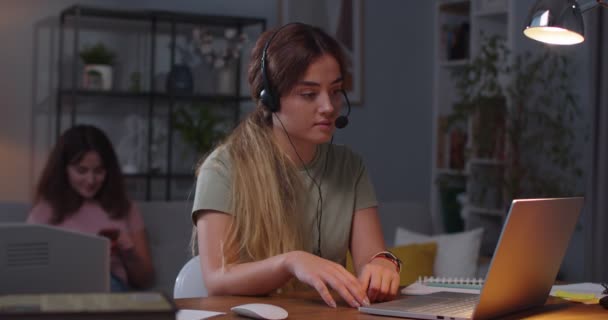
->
[523,0,608,45]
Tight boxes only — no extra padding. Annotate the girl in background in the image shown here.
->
[28,124,154,291]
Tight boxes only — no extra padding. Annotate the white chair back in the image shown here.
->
[173,255,208,299]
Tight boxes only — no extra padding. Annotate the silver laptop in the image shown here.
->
[359,197,584,320]
[0,223,110,294]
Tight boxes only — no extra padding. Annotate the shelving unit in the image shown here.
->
[431,0,514,255]
[57,5,265,201]
[436,168,468,177]
[439,59,469,68]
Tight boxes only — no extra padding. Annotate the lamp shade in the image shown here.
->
[523,0,585,45]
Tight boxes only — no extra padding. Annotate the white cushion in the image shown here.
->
[394,227,483,278]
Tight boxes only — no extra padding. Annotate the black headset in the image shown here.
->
[261,24,353,256]
[259,23,351,129]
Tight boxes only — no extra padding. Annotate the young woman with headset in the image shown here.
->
[192,23,400,308]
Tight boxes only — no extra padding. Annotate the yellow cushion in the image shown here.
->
[346,242,437,287]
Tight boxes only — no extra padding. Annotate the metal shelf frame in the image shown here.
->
[57,4,266,200]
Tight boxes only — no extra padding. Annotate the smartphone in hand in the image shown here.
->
[98,228,120,241]
[98,228,120,254]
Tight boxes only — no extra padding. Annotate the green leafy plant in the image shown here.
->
[504,49,584,200]
[447,34,584,204]
[173,104,227,155]
[79,43,116,65]
[449,34,509,159]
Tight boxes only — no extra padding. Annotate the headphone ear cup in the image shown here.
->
[260,89,278,113]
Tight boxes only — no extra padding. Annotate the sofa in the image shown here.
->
[136,201,194,295]
[0,200,194,296]
[2,199,478,294]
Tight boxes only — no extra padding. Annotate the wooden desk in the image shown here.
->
[175,291,608,319]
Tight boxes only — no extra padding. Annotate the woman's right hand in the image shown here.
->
[98,228,121,254]
[284,251,370,308]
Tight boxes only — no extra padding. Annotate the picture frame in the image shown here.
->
[278,0,364,104]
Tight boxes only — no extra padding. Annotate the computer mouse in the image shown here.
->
[230,303,288,320]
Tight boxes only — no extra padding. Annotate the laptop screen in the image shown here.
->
[473,197,583,319]
[359,197,584,320]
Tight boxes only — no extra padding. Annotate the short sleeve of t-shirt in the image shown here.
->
[192,148,232,224]
[354,158,377,211]
[26,202,53,224]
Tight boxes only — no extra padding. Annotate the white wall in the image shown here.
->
[335,0,435,206]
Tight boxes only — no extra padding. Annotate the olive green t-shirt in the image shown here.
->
[191,143,378,265]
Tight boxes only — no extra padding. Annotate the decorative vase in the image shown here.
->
[83,64,113,90]
[216,67,235,95]
[166,64,193,94]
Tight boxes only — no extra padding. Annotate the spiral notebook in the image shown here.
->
[420,276,484,289]
[401,276,483,295]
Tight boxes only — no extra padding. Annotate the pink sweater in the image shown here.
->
[27,200,145,285]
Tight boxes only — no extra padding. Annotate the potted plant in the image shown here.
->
[503,49,584,201]
[79,43,116,91]
[172,104,227,156]
[449,34,510,160]
[447,34,584,208]
[436,34,510,232]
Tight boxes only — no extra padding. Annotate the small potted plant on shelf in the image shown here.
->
[172,104,227,157]
[79,43,116,91]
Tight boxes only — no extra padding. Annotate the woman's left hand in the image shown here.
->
[357,258,400,302]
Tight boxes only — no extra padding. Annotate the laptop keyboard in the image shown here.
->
[401,294,479,318]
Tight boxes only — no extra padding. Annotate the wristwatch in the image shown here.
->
[370,250,402,273]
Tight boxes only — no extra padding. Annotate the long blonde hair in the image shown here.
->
[222,109,304,264]
[192,23,347,267]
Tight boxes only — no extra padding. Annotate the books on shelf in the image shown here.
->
[436,116,468,171]
[0,292,176,320]
[436,116,448,168]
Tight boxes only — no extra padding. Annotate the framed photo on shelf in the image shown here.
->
[278,0,364,104]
